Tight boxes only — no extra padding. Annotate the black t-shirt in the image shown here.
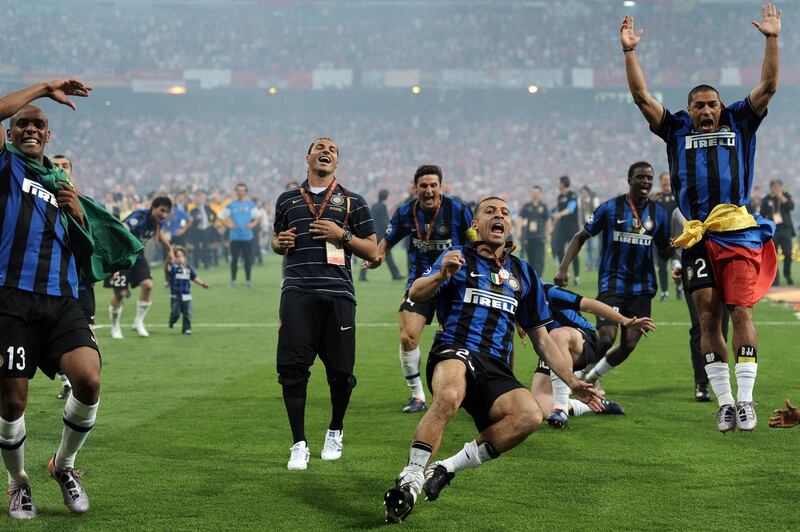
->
[555,190,579,234]
[519,201,549,240]
[273,179,375,300]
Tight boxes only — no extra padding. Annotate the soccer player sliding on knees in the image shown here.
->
[383,197,602,524]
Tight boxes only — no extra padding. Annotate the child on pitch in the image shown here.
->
[165,246,210,335]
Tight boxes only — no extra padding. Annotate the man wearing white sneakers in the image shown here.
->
[272,138,377,470]
[106,197,172,339]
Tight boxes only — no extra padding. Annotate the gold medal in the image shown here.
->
[499,268,510,280]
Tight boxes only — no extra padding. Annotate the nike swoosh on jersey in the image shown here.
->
[469,272,484,277]
[340,326,353,331]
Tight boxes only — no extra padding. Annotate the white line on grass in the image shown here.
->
[91,321,800,329]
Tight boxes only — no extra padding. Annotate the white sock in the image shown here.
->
[399,441,431,495]
[400,346,425,401]
[0,416,27,487]
[735,362,758,402]
[59,372,71,386]
[569,399,592,417]
[56,395,98,469]
[109,304,122,327]
[705,362,734,406]
[438,440,498,474]
[585,357,615,383]
[550,374,570,412]
[134,300,152,326]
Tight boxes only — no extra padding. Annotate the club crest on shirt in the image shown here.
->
[438,223,448,235]
[385,224,392,236]
[507,276,520,291]
[330,194,345,206]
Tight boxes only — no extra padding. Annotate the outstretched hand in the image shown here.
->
[752,3,782,38]
[625,316,656,336]
[769,399,800,428]
[570,380,604,413]
[620,15,644,49]
[45,79,92,110]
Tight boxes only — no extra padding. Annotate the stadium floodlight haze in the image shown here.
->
[0,1,796,529]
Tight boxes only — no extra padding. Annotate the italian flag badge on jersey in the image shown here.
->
[490,272,503,285]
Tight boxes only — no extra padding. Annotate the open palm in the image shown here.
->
[620,16,644,48]
[752,3,781,38]
[45,79,92,110]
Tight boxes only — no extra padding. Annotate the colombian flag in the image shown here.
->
[675,205,777,307]
[705,215,777,307]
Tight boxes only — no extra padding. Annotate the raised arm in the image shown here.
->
[620,16,664,129]
[0,80,92,123]
[749,3,781,116]
[408,249,463,302]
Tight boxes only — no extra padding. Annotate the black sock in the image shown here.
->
[328,374,356,431]
[282,384,307,443]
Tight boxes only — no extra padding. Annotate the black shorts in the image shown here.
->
[277,290,357,387]
[0,287,100,380]
[103,253,151,291]
[398,290,436,325]
[596,292,652,327]
[681,242,716,293]
[534,326,599,374]
[78,286,96,325]
[426,347,525,432]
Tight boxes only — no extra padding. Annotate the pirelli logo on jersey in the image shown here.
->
[612,231,653,246]
[22,178,59,208]
[412,238,453,251]
[684,131,736,150]
[464,288,517,314]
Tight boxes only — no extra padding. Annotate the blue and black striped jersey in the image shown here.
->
[542,283,594,332]
[425,245,551,366]
[0,146,78,299]
[167,263,196,296]
[384,196,473,290]
[654,98,764,222]
[585,195,670,297]
[123,209,162,243]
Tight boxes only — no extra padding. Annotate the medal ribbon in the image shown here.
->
[300,178,350,225]
[412,199,442,248]
[625,194,645,232]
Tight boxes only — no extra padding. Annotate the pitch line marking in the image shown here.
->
[91,321,800,330]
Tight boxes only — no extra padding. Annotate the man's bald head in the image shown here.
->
[9,104,47,129]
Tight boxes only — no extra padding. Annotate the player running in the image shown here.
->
[555,162,671,388]
[382,197,602,524]
[532,282,655,428]
[364,165,472,413]
[106,197,172,339]
[621,4,782,431]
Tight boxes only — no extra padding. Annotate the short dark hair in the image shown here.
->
[559,175,570,188]
[307,137,336,155]
[414,164,442,185]
[687,84,720,106]
[769,179,783,187]
[174,245,187,256]
[474,196,507,216]
[235,183,248,191]
[378,189,389,201]
[151,196,173,210]
[52,154,71,164]
[627,161,653,179]
[532,185,542,192]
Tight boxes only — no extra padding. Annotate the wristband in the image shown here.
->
[622,46,636,53]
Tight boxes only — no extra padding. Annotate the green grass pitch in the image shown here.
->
[10,252,800,531]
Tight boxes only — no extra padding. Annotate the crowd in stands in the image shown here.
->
[3,1,798,73]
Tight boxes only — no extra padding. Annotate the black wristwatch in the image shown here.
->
[341,229,353,244]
